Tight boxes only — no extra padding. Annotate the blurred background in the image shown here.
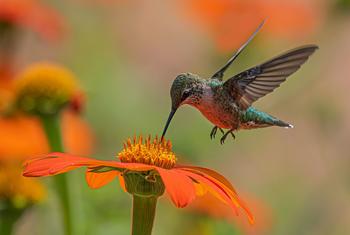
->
[1,0,350,234]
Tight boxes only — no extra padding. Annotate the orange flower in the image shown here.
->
[0,62,94,160]
[0,67,14,113]
[0,110,94,160]
[178,0,323,51]
[0,0,66,41]
[23,135,254,224]
[61,110,94,156]
[188,192,272,234]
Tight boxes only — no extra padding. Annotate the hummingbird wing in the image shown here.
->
[223,45,318,109]
[211,19,265,81]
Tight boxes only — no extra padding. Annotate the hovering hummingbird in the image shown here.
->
[161,20,318,144]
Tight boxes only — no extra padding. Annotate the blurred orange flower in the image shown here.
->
[61,110,94,156]
[178,0,323,51]
[0,110,94,160]
[23,135,254,224]
[0,65,14,113]
[0,63,94,160]
[188,192,272,234]
[0,0,66,41]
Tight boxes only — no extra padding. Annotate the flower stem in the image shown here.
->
[131,196,158,235]
[0,207,21,235]
[40,114,72,235]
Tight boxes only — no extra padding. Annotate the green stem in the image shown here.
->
[131,196,158,235]
[40,114,72,235]
[0,216,15,235]
[0,207,23,235]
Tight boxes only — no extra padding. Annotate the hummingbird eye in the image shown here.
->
[181,90,191,102]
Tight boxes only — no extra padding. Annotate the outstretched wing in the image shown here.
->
[211,19,265,80]
[223,45,318,109]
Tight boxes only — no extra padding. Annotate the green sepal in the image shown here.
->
[123,171,165,198]
[88,166,124,173]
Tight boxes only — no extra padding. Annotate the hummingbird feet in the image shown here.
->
[220,129,235,144]
[210,126,224,139]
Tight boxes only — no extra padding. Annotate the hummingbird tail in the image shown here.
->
[241,107,294,129]
[273,119,294,129]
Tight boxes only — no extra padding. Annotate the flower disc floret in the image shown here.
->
[118,135,177,169]
[15,63,79,115]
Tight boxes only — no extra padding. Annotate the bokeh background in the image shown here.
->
[1,0,350,234]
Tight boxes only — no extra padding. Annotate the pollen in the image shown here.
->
[14,62,79,115]
[118,135,177,169]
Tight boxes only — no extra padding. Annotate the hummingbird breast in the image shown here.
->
[190,84,239,129]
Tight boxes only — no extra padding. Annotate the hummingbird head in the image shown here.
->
[162,73,200,138]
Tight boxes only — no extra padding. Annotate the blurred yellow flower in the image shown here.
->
[0,162,45,208]
[15,63,80,116]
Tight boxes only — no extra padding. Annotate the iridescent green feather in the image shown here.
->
[240,107,293,128]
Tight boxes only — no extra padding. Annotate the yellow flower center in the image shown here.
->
[118,135,177,169]
[15,62,79,115]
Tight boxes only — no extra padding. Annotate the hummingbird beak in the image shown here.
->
[161,108,177,139]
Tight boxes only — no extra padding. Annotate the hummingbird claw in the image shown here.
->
[220,129,235,144]
[210,126,225,140]
[220,137,225,145]
[210,126,218,139]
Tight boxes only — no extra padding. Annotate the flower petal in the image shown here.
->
[23,152,158,178]
[157,168,196,208]
[23,152,123,177]
[177,165,237,193]
[85,170,120,189]
[118,175,127,192]
[178,166,245,210]
[177,169,254,224]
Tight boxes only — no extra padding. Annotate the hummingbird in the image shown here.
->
[161,20,318,144]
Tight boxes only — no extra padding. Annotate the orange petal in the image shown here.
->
[179,166,245,210]
[118,174,127,192]
[23,152,123,177]
[62,110,94,156]
[156,168,196,208]
[178,169,254,224]
[23,152,157,178]
[179,166,254,220]
[193,181,207,196]
[85,170,120,189]
[0,116,49,160]
[176,165,237,193]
